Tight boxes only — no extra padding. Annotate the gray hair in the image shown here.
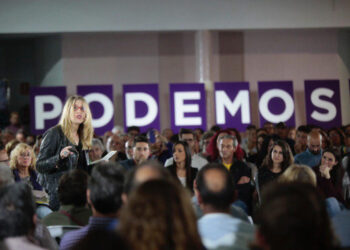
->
[92,138,105,152]
[218,134,238,147]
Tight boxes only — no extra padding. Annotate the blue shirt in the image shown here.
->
[294,148,322,168]
[198,213,255,250]
[59,217,118,250]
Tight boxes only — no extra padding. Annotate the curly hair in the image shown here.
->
[119,179,203,250]
[9,143,36,171]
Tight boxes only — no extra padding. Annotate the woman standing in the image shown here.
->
[258,140,293,191]
[167,141,197,191]
[36,95,93,211]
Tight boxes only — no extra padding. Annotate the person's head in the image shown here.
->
[275,122,288,139]
[179,128,195,153]
[246,125,257,143]
[328,128,343,147]
[344,124,350,136]
[218,134,238,161]
[9,143,36,171]
[253,182,337,250]
[1,130,15,147]
[256,128,267,138]
[58,169,89,207]
[200,131,214,154]
[0,183,36,240]
[279,164,317,187]
[59,95,93,149]
[263,122,275,135]
[173,141,192,168]
[15,129,26,143]
[125,138,134,160]
[88,163,124,216]
[287,127,296,141]
[89,138,105,162]
[162,128,173,141]
[106,134,124,152]
[320,148,339,171]
[9,111,20,126]
[263,140,293,171]
[123,160,173,201]
[195,163,235,212]
[257,134,266,152]
[295,125,310,147]
[307,131,322,155]
[119,179,203,250]
[26,134,36,147]
[127,126,140,138]
[132,136,150,165]
[194,128,204,141]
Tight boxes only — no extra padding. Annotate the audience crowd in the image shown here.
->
[1,110,350,250]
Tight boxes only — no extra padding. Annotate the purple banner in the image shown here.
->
[258,81,295,127]
[77,85,114,136]
[123,84,160,133]
[304,80,342,129]
[30,86,66,135]
[214,82,251,132]
[169,83,206,133]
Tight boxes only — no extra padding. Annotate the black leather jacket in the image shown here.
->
[36,125,89,210]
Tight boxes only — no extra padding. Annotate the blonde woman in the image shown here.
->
[10,143,41,190]
[36,95,93,211]
[279,164,317,186]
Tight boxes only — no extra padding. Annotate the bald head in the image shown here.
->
[307,131,322,155]
[196,163,235,212]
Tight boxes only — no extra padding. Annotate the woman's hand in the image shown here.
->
[319,164,331,179]
[60,146,73,159]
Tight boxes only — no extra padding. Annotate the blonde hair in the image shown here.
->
[58,95,93,150]
[279,164,317,187]
[10,143,36,171]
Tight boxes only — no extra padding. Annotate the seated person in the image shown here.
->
[42,169,91,227]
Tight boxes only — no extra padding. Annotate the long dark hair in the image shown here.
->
[319,148,344,188]
[262,140,293,172]
[172,141,193,188]
[256,134,280,168]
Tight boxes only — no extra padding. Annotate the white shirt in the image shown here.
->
[164,154,208,170]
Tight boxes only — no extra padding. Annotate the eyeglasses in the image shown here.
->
[19,153,31,158]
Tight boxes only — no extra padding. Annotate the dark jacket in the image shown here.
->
[13,169,43,191]
[36,125,89,211]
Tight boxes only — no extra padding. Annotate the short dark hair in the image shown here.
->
[88,163,124,214]
[0,183,36,240]
[132,135,149,147]
[255,182,338,250]
[297,125,310,134]
[179,128,194,139]
[246,125,257,130]
[58,169,88,207]
[196,163,235,210]
[127,126,140,133]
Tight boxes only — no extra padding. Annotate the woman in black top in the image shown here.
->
[167,141,197,192]
[36,95,93,210]
[258,140,293,191]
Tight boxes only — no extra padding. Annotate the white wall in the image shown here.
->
[1,0,350,34]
